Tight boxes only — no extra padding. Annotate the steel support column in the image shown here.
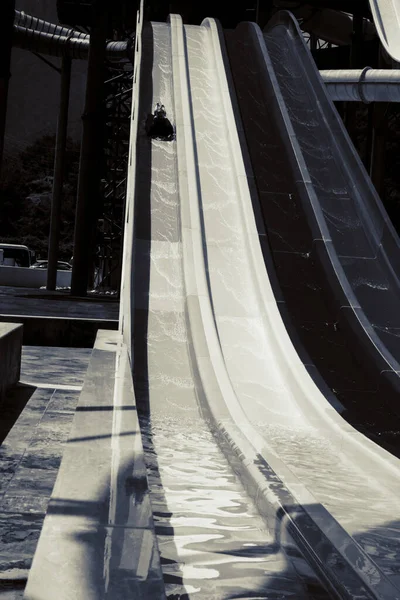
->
[71,0,108,296]
[47,56,72,291]
[370,102,389,197]
[0,0,15,174]
[97,64,133,293]
[344,14,364,142]
[369,51,388,198]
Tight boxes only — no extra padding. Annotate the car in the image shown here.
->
[0,243,33,267]
[30,260,72,271]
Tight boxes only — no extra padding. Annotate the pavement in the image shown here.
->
[0,346,92,598]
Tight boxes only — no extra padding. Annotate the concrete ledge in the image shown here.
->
[0,315,118,347]
[23,329,165,600]
[0,323,23,400]
[0,266,71,289]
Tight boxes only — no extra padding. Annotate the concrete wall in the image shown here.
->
[0,265,71,288]
[0,323,23,400]
[5,0,87,154]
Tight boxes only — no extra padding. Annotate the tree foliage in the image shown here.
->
[0,135,80,260]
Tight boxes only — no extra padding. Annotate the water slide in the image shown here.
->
[226,11,400,440]
[116,6,400,599]
[368,0,400,62]
[20,3,400,598]
[274,0,400,65]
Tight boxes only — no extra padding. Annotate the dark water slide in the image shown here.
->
[225,11,400,456]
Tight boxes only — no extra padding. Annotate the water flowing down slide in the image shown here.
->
[225,8,400,591]
[118,8,400,600]
[118,13,331,599]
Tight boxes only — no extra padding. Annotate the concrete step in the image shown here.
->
[0,324,22,401]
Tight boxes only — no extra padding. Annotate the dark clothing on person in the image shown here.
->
[146,103,174,141]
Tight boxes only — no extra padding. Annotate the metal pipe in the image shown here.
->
[47,56,72,291]
[14,9,88,40]
[321,68,400,102]
[13,24,129,61]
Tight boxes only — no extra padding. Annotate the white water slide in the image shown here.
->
[275,0,400,64]
[369,0,400,62]
[117,5,400,599]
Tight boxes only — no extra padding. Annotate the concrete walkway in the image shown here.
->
[0,346,91,599]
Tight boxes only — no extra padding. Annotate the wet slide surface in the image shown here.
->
[225,14,400,592]
[131,20,327,599]
[225,21,400,456]
[264,16,400,404]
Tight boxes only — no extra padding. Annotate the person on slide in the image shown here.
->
[146,102,174,141]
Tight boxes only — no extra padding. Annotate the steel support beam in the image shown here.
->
[71,0,107,296]
[47,57,72,291]
[344,14,364,138]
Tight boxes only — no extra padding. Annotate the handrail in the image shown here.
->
[119,0,144,352]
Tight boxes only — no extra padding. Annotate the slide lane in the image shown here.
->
[120,12,329,600]
[225,10,400,593]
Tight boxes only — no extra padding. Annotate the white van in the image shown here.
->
[0,243,32,268]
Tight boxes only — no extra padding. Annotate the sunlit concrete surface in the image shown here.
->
[23,331,166,600]
[0,346,91,598]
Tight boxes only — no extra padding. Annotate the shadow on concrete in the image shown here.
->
[0,383,36,444]
[67,430,137,444]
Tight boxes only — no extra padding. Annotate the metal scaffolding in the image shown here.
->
[96,62,133,292]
